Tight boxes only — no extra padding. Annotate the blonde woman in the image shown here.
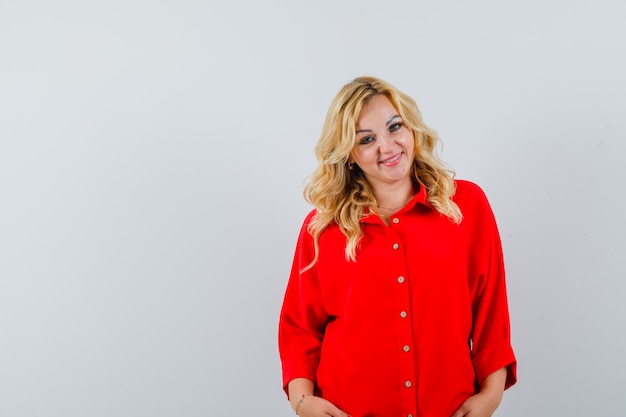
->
[278,77,516,417]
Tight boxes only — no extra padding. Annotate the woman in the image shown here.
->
[278,76,517,417]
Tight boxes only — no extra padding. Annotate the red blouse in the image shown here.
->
[279,180,517,417]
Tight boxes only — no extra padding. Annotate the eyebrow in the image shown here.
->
[356,115,401,133]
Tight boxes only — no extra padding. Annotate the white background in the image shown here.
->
[1,1,625,416]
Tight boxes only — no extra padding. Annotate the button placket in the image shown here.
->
[388,227,415,417]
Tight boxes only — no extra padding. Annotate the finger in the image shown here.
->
[325,404,351,417]
[328,412,351,417]
[450,407,467,417]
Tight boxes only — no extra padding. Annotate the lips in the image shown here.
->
[379,153,402,166]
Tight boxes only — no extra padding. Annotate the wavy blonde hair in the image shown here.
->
[303,76,462,268]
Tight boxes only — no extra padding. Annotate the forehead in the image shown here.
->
[356,95,398,128]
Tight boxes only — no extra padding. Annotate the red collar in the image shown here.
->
[361,183,434,224]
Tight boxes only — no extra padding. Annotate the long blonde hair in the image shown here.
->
[303,76,462,268]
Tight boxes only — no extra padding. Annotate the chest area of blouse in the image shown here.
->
[315,212,473,315]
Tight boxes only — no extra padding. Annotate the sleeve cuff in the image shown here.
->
[472,341,517,390]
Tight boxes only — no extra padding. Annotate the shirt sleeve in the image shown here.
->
[465,183,518,389]
[278,211,330,396]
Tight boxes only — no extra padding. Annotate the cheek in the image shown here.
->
[351,148,370,164]
[402,135,416,157]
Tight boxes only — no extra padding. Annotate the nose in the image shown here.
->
[377,133,394,153]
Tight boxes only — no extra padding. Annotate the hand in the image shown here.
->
[294,395,351,417]
[449,390,503,417]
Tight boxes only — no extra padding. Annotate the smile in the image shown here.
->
[379,153,402,165]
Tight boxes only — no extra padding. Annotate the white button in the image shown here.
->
[408,414,413,417]
[403,345,410,352]
[405,380,412,388]
[397,276,405,283]
[393,243,399,250]
[392,217,399,224]
[400,311,407,318]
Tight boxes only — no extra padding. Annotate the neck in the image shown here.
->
[373,180,416,211]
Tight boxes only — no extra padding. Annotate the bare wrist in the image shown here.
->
[479,367,507,400]
[292,394,312,415]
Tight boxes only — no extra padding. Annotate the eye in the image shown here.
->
[359,135,375,145]
[389,122,403,132]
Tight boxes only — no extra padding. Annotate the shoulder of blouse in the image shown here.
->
[454,179,486,196]
[298,208,341,240]
[453,179,491,206]
[302,208,317,226]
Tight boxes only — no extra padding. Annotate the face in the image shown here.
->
[350,94,415,192]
